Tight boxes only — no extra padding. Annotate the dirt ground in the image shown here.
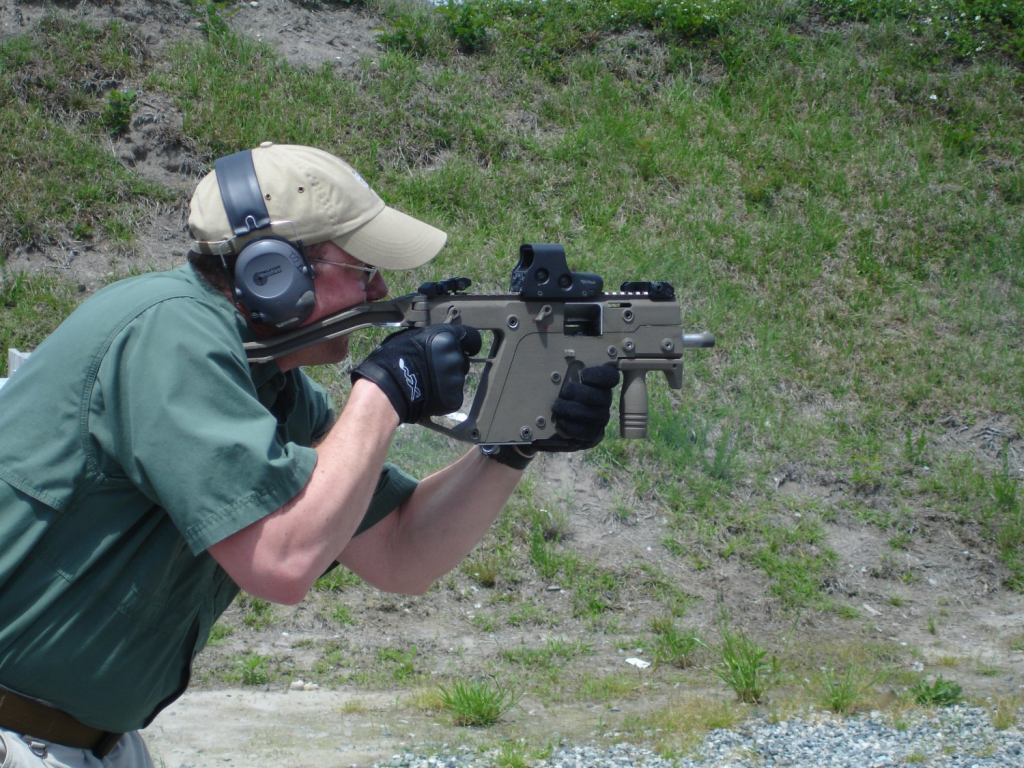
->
[3,2,1024,767]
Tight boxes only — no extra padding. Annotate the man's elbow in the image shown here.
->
[362,569,435,597]
[224,562,318,606]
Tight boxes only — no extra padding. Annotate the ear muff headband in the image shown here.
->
[215,150,316,328]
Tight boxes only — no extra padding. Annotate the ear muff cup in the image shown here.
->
[233,238,316,327]
[214,149,318,328]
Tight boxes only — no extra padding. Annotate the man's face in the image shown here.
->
[291,241,388,366]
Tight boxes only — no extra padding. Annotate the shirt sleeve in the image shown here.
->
[354,463,419,536]
[88,297,317,555]
[292,370,337,443]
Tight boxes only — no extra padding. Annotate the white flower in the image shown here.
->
[929,94,938,101]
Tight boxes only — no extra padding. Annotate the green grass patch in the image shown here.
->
[0,271,82,353]
[437,677,520,726]
[0,16,171,254]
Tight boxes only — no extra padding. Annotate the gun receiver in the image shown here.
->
[245,244,715,446]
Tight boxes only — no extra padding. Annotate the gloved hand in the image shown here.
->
[483,365,619,470]
[535,364,620,451]
[352,324,482,424]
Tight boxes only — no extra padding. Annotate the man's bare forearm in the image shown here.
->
[337,448,521,594]
[208,380,400,603]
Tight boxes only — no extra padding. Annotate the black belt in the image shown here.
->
[0,685,122,758]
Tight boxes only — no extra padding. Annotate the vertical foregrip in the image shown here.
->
[619,369,649,438]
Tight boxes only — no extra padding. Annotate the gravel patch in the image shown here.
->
[374,705,1024,767]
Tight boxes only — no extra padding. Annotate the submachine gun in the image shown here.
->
[245,244,715,448]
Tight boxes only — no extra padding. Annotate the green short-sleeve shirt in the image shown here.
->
[0,266,417,732]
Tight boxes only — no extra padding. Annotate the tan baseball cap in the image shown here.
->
[188,142,447,270]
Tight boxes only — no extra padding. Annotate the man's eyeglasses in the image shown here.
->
[309,258,379,285]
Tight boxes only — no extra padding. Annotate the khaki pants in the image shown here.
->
[0,729,153,768]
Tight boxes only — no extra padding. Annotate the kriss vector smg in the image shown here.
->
[245,244,715,448]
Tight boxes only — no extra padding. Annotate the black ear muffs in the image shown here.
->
[215,150,316,328]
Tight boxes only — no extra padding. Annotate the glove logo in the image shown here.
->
[398,358,422,402]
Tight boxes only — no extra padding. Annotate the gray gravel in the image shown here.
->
[374,705,1024,767]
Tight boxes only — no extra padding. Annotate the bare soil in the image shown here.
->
[3,3,1024,767]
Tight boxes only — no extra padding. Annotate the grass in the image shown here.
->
[0,17,173,252]
[910,675,964,706]
[815,664,884,713]
[3,0,1024,751]
[229,652,274,686]
[714,615,782,704]
[436,677,521,726]
[622,695,744,757]
[649,616,703,668]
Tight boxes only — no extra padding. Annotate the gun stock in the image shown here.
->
[244,244,715,446]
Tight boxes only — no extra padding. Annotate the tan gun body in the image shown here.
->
[245,291,712,446]
[245,244,714,446]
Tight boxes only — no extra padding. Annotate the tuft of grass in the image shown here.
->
[331,605,356,626]
[532,507,571,543]
[463,551,504,588]
[649,616,703,668]
[240,595,274,630]
[206,621,234,647]
[714,615,781,704]
[437,677,520,726]
[493,738,531,768]
[987,695,1022,731]
[815,664,883,714]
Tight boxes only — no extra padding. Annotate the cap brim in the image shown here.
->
[332,206,447,271]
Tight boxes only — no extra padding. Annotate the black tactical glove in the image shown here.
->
[542,364,620,450]
[352,324,482,425]
[484,364,620,469]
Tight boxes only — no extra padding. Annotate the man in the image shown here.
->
[0,143,617,766]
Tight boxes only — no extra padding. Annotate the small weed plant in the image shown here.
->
[235,653,271,686]
[436,0,492,54]
[437,678,520,726]
[184,0,239,38]
[374,8,436,57]
[910,676,963,706]
[101,88,135,136]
